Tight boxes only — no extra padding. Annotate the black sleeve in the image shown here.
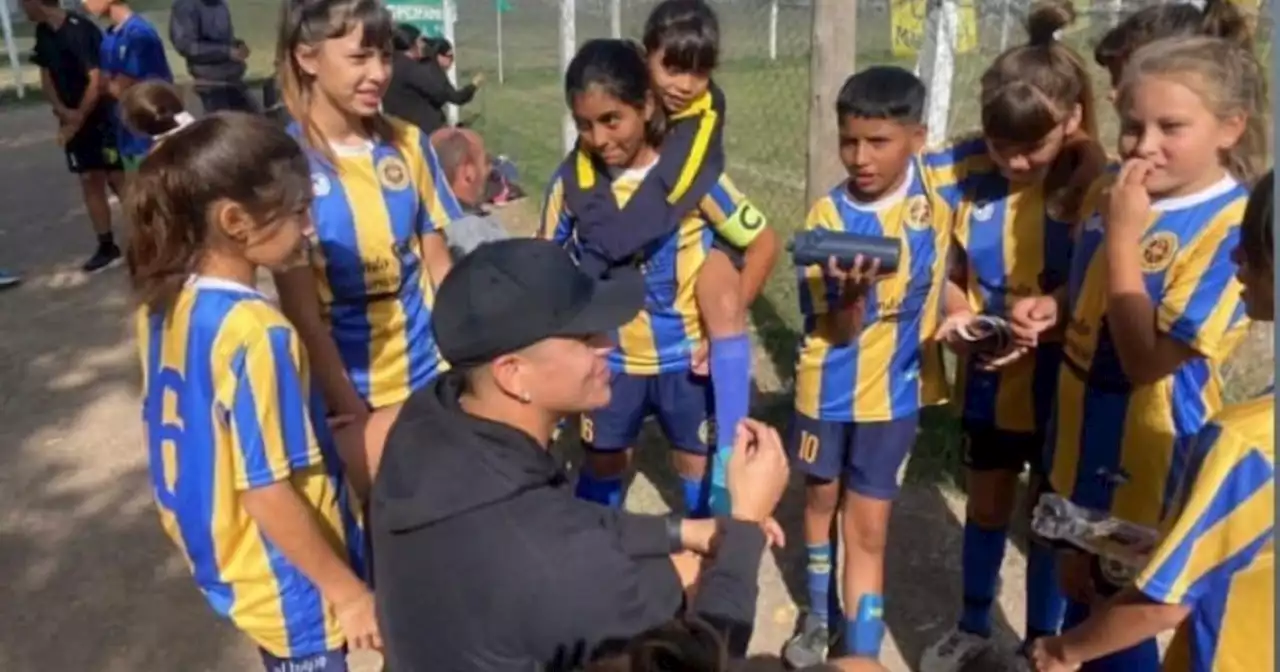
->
[30,28,50,69]
[523,519,684,668]
[406,62,477,107]
[578,81,728,264]
[687,520,766,657]
[68,20,103,71]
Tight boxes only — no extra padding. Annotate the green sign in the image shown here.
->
[385,0,447,38]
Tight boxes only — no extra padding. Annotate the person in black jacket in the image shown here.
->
[168,0,255,112]
[383,24,481,134]
[371,238,790,671]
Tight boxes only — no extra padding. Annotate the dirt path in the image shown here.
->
[0,103,1040,671]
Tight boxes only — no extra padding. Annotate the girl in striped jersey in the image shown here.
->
[123,82,376,671]
[1011,36,1268,672]
[272,0,463,493]
[921,3,1107,668]
[1030,172,1274,672]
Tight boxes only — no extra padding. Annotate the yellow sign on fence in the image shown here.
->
[891,0,979,58]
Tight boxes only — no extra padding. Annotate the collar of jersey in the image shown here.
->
[189,275,264,298]
[1150,174,1238,212]
[607,156,659,183]
[841,161,916,213]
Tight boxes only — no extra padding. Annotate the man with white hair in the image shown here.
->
[431,127,511,258]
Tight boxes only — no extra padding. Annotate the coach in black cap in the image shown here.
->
[370,239,790,671]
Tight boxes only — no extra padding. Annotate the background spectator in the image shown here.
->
[430,127,510,258]
[169,0,254,113]
[383,25,481,135]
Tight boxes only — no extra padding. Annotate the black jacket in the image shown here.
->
[371,373,765,671]
[383,52,476,135]
[168,0,246,84]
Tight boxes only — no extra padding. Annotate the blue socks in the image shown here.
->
[575,472,624,509]
[806,542,844,631]
[845,594,885,658]
[681,474,711,518]
[1026,541,1068,641]
[708,334,752,515]
[959,521,1008,637]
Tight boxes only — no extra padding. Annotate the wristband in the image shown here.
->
[664,514,685,554]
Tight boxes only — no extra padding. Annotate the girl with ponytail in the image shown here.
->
[124,80,378,670]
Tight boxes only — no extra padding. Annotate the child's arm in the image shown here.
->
[1104,169,1246,385]
[415,133,463,288]
[577,84,728,268]
[273,267,369,421]
[537,172,578,246]
[1033,587,1187,669]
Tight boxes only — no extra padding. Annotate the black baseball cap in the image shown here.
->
[433,238,645,369]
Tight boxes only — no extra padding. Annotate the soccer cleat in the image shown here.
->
[782,612,835,668]
[919,626,990,672]
[0,269,20,289]
[82,243,122,274]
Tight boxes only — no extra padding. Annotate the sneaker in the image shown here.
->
[0,269,20,289]
[782,612,834,668]
[82,243,122,273]
[920,626,990,672]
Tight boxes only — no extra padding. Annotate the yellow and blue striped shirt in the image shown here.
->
[294,119,463,409]
[952,171,1073,434]
[1049,174,1249,529]
[136,277,364,658]
[795,161,951,422]
[1136,393,1274,672]
[540,159,762,375]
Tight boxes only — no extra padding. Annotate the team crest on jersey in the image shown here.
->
[1139,231,1179,273]
[311,173,331,197]
[377,156,411,191]
[904,194,932,230]
[972,201,996,222]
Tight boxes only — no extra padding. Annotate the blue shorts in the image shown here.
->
[583,370,713,454]
[961,421,1047,474]
[790,413,919,499]
[259,648,346,672]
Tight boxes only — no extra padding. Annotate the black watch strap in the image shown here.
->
[664,514,685,554]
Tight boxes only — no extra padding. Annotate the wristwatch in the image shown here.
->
[664,513,685,554]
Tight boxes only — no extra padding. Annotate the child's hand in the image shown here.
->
[1104,160,1153,242]
[826,254,883,309]
[933,310,976,355]
[1030,637,1080,672]
[690,340,709,376]
[976,343,1031,371]
[1008,295,1059,348]
[334,588,382,651]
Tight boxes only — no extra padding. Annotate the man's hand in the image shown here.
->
[1030,636,1081,672]
[333,588,382,651]
[471,72,485,88]
[726,418,789,523]
[232,41,251,63]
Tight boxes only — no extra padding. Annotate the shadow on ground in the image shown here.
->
[0,104,255,670]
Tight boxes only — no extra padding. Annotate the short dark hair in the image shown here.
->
[1241,169,1274,271]
[642,0,719,74]
[836,66,927,124]
[425,36,454,58]
[393,23,421,52]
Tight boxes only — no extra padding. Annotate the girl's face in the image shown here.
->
[984,106,1081,185]
[244,207,314,272]
[646,49,710,114]
[1117,75,1246,198]
[295,25,391,118]
[513,334,616,414]
[1232,244,1274,321]
[81,0,110,18]
[571,84,654,169]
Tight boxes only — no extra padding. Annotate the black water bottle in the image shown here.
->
[789,229,901,274]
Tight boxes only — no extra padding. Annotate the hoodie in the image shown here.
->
[168,0,245,85]
[372,373,766,671]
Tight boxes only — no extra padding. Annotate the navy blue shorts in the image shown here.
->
[790,413,919,499]
[259,648,346,672]
[961,421,1046,474]
[583,370,713,454]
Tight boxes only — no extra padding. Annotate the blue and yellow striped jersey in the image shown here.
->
[1136,393,1274,672]
[1049,174,1250,528]
[919,134,998,211]
[539,159,762,375]
[795,161,951,422]
[136,277,365,658]
[952,172,1073,434]
[293,119,464,409]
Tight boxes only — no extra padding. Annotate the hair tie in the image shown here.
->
[1187,0,1207,10]
[156,111,197,141]
[1052,28,1063,41]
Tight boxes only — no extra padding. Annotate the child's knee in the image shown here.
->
[806,479,842,516]
[842,497,891,556]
